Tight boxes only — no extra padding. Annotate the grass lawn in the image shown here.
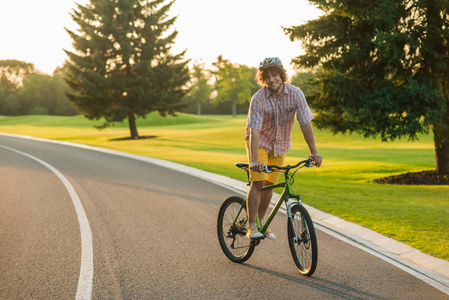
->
[0,113,448,261]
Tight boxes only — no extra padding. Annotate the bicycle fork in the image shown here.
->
[286,195,303,244]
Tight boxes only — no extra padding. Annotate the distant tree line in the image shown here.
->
[182,57,315,116]
[0,57,313,118]
[182,56,260,116]
[0,60,77,116]
[0,58,263,116]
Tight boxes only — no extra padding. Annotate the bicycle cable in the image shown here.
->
[289,163,308,190]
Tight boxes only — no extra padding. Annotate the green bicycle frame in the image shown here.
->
[231,170,300,235]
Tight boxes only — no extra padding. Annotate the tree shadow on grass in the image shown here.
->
[109,135,157,141]
[374,170,449,186]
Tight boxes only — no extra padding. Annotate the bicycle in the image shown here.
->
[217,159,318,276]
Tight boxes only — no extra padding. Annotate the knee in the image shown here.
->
[250,181,264,191]
[264,180,273,187]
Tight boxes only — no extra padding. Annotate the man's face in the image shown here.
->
[264,70,283,94]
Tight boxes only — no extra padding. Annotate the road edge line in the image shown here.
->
[0,143,93,300]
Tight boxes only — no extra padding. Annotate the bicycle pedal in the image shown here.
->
[250,239,262,246]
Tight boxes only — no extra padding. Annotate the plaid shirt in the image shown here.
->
[245,83,313,157]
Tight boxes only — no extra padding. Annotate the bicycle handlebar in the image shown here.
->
[235,159,314,173]
[265,159,314,173]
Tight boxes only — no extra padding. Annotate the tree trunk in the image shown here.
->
[197,102,201,115]
[434,111,449,174]
[128,113,139,139]
[427,0,449,174]
[231,100,237,117]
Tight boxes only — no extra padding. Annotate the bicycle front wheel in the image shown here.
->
[287,203,318,276]
[217,196,255,263]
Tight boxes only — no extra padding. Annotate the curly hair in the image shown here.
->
[256,66,288,86]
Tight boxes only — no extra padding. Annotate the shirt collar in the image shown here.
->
[264,83,289,98]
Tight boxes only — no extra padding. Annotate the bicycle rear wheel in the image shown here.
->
[287,203,318,276]
[217,196,255,263]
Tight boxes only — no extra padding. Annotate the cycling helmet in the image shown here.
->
[259,57,283,70]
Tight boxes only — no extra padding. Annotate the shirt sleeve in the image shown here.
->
[296,89,313,125]
[246,97,263,130]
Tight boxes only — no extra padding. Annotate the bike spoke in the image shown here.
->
[217,196,255,263]
[287,204,318,276]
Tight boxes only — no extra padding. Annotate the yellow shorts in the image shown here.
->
[245,141,285,184]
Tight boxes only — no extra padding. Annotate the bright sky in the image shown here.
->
[0,0,322,76]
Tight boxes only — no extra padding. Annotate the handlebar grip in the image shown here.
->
[264,165,272,173]
[305,159,314,167]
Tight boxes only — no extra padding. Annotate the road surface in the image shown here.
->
[1,135,447,299]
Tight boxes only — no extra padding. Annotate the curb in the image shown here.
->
[1,132,448,295]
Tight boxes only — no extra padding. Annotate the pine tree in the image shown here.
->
[65,0,190,138]
[285,0,449,174]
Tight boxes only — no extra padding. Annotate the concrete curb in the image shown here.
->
[1,132,448,295]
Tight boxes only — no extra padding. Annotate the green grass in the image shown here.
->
[1,113,448,261]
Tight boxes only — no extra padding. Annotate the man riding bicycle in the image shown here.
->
[245,57,322,239]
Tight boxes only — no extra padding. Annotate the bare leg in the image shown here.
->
[258,181,273,219]
[246,181,264,223]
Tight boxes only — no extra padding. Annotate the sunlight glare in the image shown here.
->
[0,0,322,75]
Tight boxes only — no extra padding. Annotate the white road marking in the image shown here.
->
[0,145,93,300]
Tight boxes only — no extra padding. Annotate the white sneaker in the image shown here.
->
[246,223,264,239]
[261,219,276,240]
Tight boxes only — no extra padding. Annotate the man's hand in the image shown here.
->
[309,153,322,167]
[250,161,265,173]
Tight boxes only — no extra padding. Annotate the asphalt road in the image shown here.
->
[1,135,448,300]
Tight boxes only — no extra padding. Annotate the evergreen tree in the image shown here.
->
[291,70,316,99]
[285,0,449,173]
[65,0,190,138]
[52,65,79,116]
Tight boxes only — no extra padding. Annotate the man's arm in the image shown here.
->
[300,122,323,167]
[249,128,264,172]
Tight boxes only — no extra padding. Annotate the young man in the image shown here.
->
[245,57,322,239]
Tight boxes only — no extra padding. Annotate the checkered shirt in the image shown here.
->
[245,83,313,157]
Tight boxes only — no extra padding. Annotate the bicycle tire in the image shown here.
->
[217,196,255,263]
[287,203,318,276]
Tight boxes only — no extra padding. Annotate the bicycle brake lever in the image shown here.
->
[264,165,273,173]
[306,159,315,167]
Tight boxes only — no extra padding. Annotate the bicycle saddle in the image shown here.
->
[235,163,249,168]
